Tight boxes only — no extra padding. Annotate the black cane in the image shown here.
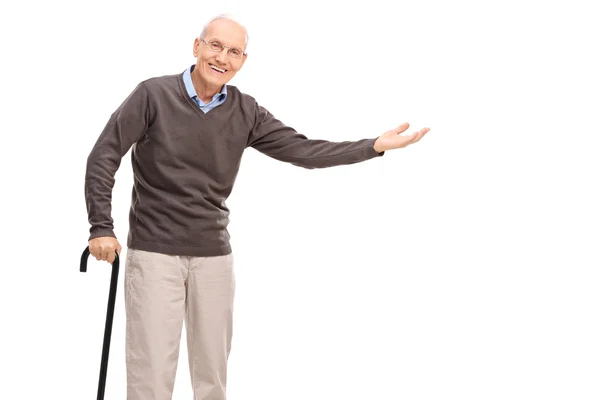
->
[80,246,120,400]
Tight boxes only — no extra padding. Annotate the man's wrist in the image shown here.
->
[373,138,384,153]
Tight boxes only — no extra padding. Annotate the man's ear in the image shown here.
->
[193,37,200,57]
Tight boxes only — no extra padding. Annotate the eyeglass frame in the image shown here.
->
[199,38,246,59]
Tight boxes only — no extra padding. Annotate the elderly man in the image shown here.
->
[85,13,429,400]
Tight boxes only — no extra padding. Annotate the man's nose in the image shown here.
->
[216,48,228,63]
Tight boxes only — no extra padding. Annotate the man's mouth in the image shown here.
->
[209,64,227,74]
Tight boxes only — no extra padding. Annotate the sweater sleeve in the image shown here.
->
[246,103,384,169]
[85,82,150,240]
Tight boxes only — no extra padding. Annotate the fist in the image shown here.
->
[89,236,122,264]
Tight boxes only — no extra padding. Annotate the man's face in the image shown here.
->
[193,19,247,89]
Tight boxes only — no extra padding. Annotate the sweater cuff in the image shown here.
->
[88,230,117,241]
[368,137,385,157]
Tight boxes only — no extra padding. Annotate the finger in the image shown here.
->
[107,251,115,264]
[409,128,429,144]
[100,250,108,261]
[90,248,100,261]
[408,134,421,145]
[409,131,422,143]
[417,128,430,140]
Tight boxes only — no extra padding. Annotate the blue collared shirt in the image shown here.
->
[182,65,227,113]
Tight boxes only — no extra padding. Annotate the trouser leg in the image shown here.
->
[124,248,186,400]
[185,252,236,400]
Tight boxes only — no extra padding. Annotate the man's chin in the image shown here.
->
[210,79,226,88]
[212,75,230,86]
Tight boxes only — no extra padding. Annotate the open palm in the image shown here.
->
[374,123,430,152]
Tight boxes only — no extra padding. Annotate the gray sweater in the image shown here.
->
[85,71,385,256]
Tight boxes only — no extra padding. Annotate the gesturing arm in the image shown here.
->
[247,103,384,169]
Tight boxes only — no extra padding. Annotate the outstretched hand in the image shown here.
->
[374,123,429,153]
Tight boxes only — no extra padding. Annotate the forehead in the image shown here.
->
[205,19,247,49]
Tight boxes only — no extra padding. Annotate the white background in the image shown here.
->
[1,0,598,399]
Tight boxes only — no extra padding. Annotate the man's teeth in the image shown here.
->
[210,64,225,73]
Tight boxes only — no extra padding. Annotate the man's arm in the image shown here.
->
[85,81,150,241]
[246,103,385,169]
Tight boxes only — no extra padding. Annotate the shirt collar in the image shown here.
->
[183,64,227,103]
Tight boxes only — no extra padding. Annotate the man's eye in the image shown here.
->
[210,42,222,49]
[231,49,241,56]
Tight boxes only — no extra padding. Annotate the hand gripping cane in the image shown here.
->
[80,247,120,400]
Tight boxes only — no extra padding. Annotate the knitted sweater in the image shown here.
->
[85,71,385,256]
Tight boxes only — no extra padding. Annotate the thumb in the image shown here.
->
[394,122,410,134]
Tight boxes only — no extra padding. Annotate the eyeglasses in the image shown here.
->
[200,38,245,59]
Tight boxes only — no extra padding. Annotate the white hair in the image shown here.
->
[199,13,249,53]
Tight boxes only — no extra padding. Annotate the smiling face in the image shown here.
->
[192,18,248,97]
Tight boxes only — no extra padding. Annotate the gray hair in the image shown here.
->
[199,13,249,53]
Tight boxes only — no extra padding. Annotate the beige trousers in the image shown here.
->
[124,248,235,400]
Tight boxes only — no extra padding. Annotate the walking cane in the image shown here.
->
[80,246,120,400]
